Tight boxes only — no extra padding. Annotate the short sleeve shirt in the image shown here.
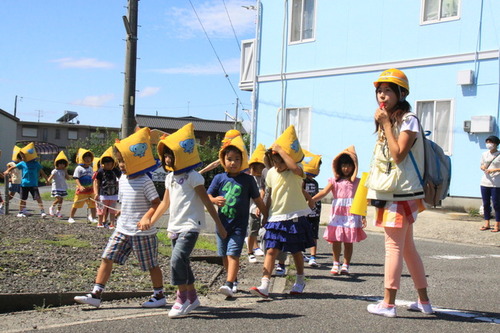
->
[16,160,42,187]
[116,174,159,236]
[73,165,94,194]
[207,172,260,235]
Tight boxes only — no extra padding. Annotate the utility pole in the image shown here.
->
[234,98,239,130]
[121,0,139,138]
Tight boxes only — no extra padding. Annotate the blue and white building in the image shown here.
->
[240,0,500,208]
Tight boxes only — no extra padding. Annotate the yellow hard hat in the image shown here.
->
[373,68,409,94]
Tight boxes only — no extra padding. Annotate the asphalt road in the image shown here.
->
[1,226,499,332]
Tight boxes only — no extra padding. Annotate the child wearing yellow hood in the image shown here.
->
[207,131,268,298]
[249,126,314,298]
[3,143,50,218]
[68,148,97,223]
[74,128,164,310]
[311,146,367,275]
[47,151,71,218]
[148,123,227,318]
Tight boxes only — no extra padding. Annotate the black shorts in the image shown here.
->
[20,187,41,201]
[306,216,320,239]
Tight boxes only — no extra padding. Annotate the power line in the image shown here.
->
[222,0,241,52]
[187,0,242,103]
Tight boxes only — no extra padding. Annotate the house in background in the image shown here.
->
[0,109,19,169]
[135,114,246,145]
[240,0,500,209]
[17,111,120,161]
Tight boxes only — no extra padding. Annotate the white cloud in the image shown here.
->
[168,0,256,39]
[153,57,240,75]
[71,94,115,107]
[138,86,161,98]
[52,57,115,69]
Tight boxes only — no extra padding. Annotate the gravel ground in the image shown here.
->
[0,214,243,295]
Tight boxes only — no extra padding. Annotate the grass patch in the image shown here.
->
[42,234,90,248]
[156,232,217,257]
[41,179,76,200]
[467,207,481,217]
[195,235,217,252]
[1,249,34,255]
[34,299,52,312]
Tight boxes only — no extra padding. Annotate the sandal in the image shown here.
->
[480,226,491,231]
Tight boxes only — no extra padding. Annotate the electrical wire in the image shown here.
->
[222,0,241,52]
[187,0,242,103]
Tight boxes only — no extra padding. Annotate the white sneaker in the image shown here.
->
[88,215,98,223]
[184,298,200,314]
[248,254,257,263]
[275,263,286,276]
[303,253,310,261]
[141,295,166,308]
[249,286,269,298]
[16,213,27,218]
[232,281,238,294]
[74,294,101,308]
[68,217,76,223]
[409,301,434,314]
[253,248,265,256]
[41,212,47,219]
[49,206,54,216]
[308,258,320,267]
[290,283,305,295]
[219,285,234,298]
[168,301,190,318]
[367,302,397,318]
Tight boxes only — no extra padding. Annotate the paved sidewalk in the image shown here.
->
[320,203,499,247]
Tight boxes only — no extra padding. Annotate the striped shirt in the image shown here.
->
[116,174,159,236]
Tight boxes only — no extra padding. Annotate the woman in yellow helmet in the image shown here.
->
[366,69,433,318]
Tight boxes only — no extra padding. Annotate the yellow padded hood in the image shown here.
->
[54,151,69,167]
[273,125,304,163]
[157,123,202,174]
[114,127,157,177]
[76,148,94,165]
[12,146,21,163]
[301,149,322,176]
[333,145,359,182]
[218,130,249,173]
[249,143,266,165]
[21,142,38,162]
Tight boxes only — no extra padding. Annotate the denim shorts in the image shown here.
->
[216,232,246,257]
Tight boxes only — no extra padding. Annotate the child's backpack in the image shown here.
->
[407,113,452,207]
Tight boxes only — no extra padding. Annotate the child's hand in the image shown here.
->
[270,143,283,154]
[137,217,153,231]
[94,194,100,201]
[362,217,367,228]
[213,196,226,207]
[308,198,316,209]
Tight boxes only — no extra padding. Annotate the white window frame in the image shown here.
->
[22,127,38,138]
[289,0,316,44]
[420,0,461,25]
[415,99,454,155]
[68,129,78,140]
[283,107,311,150]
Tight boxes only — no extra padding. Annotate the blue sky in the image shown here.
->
[1,0,256,129]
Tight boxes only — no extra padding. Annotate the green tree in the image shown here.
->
[67,129,120,163]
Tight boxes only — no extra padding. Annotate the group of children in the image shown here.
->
[2,142,121,228]
[1,69,434,320]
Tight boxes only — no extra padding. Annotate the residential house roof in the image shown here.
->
[0,108,19,122]
[135,115,246,134]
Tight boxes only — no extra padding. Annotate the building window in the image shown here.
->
[55,129,61,140]
[22,127,38,138]
[290,0,315,43]
[284,107,311,150]
[421,0,460,24]
[68,129,78,140]
[416,100,453,154]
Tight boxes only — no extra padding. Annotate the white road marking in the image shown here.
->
[429,254,500,260]
[359,296,500,324]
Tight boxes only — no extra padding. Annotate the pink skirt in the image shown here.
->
[323,225,367,243]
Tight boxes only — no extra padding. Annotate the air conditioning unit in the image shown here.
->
[457,70,474,85]
[470,115,495,133]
